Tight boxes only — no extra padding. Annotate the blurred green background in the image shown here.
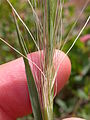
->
[0,0,90,120]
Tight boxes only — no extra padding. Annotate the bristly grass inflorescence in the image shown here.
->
[0,0,90,120]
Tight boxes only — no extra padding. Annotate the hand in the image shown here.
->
[0,50,83,120]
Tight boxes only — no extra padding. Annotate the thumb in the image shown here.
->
[0,50,71,119]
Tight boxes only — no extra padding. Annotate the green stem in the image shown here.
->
[43,103,53,120]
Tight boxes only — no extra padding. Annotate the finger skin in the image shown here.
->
[0,109,15,120]
[63,117,85,120]
[0,50,71,120]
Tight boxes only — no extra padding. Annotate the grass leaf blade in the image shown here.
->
[13,11,43,120]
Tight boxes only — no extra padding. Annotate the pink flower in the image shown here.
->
[80,34,90,43]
